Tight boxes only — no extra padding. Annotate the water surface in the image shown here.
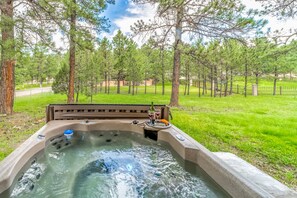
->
[11,131,230,198]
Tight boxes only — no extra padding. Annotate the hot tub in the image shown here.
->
[0,104,296,198]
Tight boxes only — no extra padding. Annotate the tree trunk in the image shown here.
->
[244,58,248,97]
[155,79,157,94]
[144,78,147,94]
[217,68,223,98]
[132,81,135,95]
[219,55,222,97]
[117,71,121,94]
[162,68,165,95]
[67,0,76,104]
[91,79,94,102]
[229,68,233,95]
[161,48,165,95]
[255,64,260,85]
[75,78,80,103]
[80,79,83,97]
[76,92,79,103]
[201,68,204,95]
[184,63,187,96]
[107,73,110,94]
[220,80,222,98]
[214,65,218,97]
[210,66,213,97]
[128,81,131,94]
[38,61,42,88]
[95,77,98,94]
[99,82,103,93]
[198,73,201,97]
[187,67,190,95]
[0,0,15,115]
[273,66,278,95]
[104,50,107,93]
[136,84,138,95]
[184,80,187,96]
[204,73,207,95]
[169,6,183,106]
[202,79,205,95]
[40,78,43,88]
[224,66,228,97]
[104,71,107,93]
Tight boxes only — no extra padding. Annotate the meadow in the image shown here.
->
[0,85,296,190]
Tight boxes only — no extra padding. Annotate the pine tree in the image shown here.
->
[132,0,265,106]
[112,30,128,94]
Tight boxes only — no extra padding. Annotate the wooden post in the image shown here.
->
[280,86,282,95]
[237,84,239,94]
[252,84,258,96]
[198,80,201,97]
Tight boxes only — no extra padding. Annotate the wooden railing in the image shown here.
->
[46,104,170,122]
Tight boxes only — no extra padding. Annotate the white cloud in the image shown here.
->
[101,30,118,41]
[57,0,297,48]
[106,2,156,45]
[242,0,262,9]
[111,0,297,45]
[52,31,68,51]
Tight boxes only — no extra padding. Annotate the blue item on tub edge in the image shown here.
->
[64,129,74,140]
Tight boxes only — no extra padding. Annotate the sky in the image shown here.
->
[241,0,296,34]
[100,0,156,41]
[54,0,155,48]
[52,0,296,49]
[99,0,296,43]
[103,0,130,34]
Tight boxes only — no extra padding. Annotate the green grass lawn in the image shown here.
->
[1,87,297,190]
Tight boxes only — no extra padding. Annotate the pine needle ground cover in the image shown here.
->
[0,91,296,190]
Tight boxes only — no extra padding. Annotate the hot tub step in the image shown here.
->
[213,152,297,198]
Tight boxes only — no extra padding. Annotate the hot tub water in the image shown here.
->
[10,131,230,198]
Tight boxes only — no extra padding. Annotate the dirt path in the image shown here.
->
[15,87,52,97]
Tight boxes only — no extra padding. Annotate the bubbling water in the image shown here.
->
[10,131,230,198]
